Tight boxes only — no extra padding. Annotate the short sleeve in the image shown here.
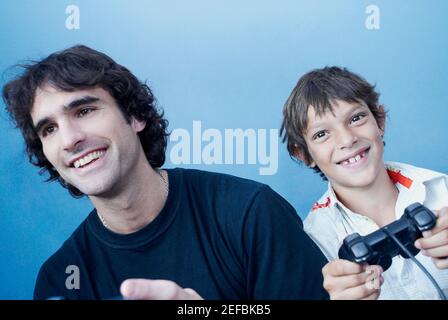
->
[242,185,329,300]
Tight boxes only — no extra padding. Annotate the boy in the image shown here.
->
[281,66,448,299]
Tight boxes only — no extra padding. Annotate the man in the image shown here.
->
[3,45,329,300]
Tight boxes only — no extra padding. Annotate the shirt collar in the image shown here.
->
[326,183,360,218]
[324,162,445,219]
[385,161,446,187]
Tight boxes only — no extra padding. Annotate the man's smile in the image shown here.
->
[68,147,109,175]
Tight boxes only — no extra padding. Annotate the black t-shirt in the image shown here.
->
[34,168,329,300]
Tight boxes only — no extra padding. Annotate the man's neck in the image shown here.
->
[332,168,399,227]
[90,156,168,234]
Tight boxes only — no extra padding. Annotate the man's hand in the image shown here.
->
[322,259,384,300]
[415,207,448,269]
[120,279,203,300]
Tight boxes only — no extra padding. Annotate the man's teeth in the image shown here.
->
[341,152,365,166]
[74,150,105,168]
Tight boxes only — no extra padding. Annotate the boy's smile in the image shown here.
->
[336,146,370,169]
[304,99,385,191]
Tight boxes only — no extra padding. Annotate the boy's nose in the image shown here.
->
[336,128,358,149]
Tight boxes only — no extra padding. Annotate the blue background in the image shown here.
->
[1,0,447,299]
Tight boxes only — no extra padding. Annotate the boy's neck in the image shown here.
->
[332,168,399,227]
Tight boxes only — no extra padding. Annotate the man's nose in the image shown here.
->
[59,121,86,152]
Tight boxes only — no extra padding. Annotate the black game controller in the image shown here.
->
[338,203,437,271]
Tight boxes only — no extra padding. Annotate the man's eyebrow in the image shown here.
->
[33,95,101,134]
[34,117,52,135]
[64,95,100,110]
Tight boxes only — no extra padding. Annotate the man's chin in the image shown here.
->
[69,183,110,198]
[83,185,122,199]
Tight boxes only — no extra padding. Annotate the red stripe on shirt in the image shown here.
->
[311,196,331,212]
[387,169,413,189]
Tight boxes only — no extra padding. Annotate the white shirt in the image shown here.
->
[304,162,448,300]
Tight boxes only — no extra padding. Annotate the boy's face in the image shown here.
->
[30,84,146,197]
[302,99,385,190]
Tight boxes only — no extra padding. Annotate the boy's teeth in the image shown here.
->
[341,152,365,166]
[73,150,105,168]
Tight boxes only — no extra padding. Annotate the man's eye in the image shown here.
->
[78,107,94,117]
[42,125,55,137]
[312,131,327,140]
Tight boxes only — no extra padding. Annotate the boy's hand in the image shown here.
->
[120,279,203,300]
[322,259,384,300]
[415,207,448,269]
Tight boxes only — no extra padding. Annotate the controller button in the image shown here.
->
[352,242,369,259]
[414,210,433,228]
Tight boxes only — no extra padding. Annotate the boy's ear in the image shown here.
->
[293,146,316,168]
[377,104,386,135]
[131,117,147,133]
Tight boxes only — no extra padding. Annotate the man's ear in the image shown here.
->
[131,117,146,133]
[293,146,316,167]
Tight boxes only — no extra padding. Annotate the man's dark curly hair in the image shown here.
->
[2,45,169,198]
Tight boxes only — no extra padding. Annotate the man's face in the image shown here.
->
[303,99,385,190]
[31,85,146,197]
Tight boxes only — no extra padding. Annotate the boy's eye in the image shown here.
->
[351,113,366,123]
[312,131,327,140]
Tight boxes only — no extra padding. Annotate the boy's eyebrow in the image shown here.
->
[306,103,368,132]
[345,103,369,116]
[306,119,329,133]
[33,95,100,134]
